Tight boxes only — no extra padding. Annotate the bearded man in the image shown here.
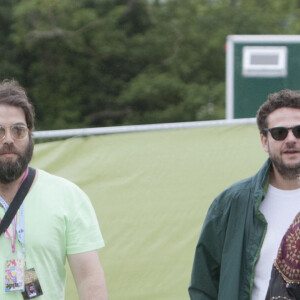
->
[0,79,108,300]
[189,89,300,300]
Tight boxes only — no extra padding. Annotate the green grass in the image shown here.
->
[31,124,267,300]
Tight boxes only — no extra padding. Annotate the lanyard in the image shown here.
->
[0,198,24,248]
[0,168,28,252]
[0,214,17,253]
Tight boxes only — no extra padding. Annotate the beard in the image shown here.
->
[0,136,34,184]
[269,151,300,180]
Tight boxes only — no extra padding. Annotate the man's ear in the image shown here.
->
[260,133,269,153]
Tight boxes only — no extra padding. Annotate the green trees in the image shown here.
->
[0,0,299,130]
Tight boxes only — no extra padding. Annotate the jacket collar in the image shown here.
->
[253,158,272,200]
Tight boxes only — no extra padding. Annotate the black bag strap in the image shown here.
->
[0,167,36,236]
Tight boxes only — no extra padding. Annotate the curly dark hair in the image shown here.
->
[0,79,35,131]
[256,89,300,136]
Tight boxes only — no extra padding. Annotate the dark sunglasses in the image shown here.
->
[263,125,300,141]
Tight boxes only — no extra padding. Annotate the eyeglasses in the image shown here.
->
[263,125,300,141]
[0,125,29,140]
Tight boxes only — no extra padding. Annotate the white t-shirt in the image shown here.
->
[252,185,300,300]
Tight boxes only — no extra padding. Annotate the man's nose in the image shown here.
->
[2,129,14,143]
[286,129,298,141]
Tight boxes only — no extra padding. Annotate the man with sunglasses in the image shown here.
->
[0,79,109,299]
[189,89,300,300]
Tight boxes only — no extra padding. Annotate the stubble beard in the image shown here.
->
[269,151,300,180]
[0,136,34,184]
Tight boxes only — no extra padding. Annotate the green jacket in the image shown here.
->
[189,159,271,300]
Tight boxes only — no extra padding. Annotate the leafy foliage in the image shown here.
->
[0,0,299,129]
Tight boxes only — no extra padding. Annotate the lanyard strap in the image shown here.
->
[0,167,36,240]
[0,214,17,252]
[0,168,28,245]
[0,198,25,245]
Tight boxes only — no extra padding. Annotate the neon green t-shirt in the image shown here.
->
[0,169,105,299]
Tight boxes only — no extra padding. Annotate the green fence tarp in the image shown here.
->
[31,124,267,300]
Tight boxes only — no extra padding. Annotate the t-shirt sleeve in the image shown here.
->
[65,186,105,255]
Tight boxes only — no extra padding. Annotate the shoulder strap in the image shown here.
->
[0,167,36,236]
